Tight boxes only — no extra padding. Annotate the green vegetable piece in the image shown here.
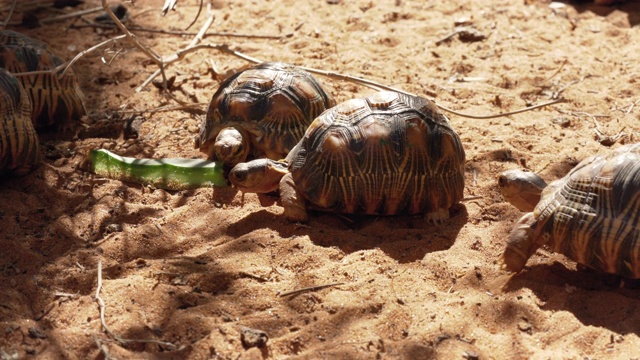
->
[86,149,227,190]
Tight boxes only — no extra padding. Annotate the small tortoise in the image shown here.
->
[0,30,86,131]
[195,62,336,167]
[229,91,466,222]
[498,143,640,278]
[0,67,40,176]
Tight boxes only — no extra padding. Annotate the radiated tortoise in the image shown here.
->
[195,62,336,167]
[0,30,86,131]
[229,91,466,222]
[0,67,40,176]
[498,143,640,279]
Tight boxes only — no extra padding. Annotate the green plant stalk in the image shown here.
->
[87,149,226,190]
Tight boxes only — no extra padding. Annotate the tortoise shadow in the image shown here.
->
[227,204,468,264]
[562,0,640,26]
[502,261,640,335]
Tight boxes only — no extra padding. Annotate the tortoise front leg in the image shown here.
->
[425,208,450,224]
[279,173,308,222]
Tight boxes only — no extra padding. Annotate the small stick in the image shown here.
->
[541,59,567,83]
[162,0,179,15]
[134,10,215,92]
[93,336,113,360]
[186,10,214,48]
[279,282,345,297]
[553,76,586,99]
[71,23,291,39]
[184,0,203,31]
[34,303,56,321]
[434,30,460,45]
[62,34,127,77]
[239,271,270,282]
[10,34,128,79]
[39,6,105,25]
[296,64,566,119]
[625,98,639,115]
[436,98,566,120]
[462,195,483,202]
[95,261,119,341]
[136,43,261,92]
[100,0,167,86]
[116,102,207,115]
[54,292,78,299]
[95,261,177,349]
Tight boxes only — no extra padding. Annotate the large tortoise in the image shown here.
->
[228,91,466,222]
[195,62,336,167]
[498,143,640,278]
[0,30,86,131]
[0,67,40,176]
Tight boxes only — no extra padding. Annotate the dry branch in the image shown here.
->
[279,282,345,297]
[10,34,127,79]
[100,0,166,83]
[70,23,291,39]
[296,65,566,119]
[40,5,105,25]
[95,261,177,350]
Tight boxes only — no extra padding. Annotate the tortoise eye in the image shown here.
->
[230,170,246,183]
[498,175,507,187]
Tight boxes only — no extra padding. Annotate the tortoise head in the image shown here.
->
[500,212,540,273]
[497,169,547,212]
[229,158,289,193]
[213,127,251,167]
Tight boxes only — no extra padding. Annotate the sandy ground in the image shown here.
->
[1,0,639,359]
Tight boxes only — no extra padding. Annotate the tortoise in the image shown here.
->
[228,91,466,222]
[195,62,336,167]
[498,143,640,279]
[0,30,86,131]
[0,67,40,176]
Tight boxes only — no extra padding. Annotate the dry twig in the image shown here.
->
[100,0,167,85]
[95,261,177,349]
[135,10,218,92]
[299,64,566,119]
[10,34,127,79]
[71,23,291,39]
[39,6,105,25]
[279,282,345,297]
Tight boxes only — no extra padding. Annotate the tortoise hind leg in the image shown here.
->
[279,173,308,222]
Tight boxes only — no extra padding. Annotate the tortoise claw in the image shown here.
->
[425,208,450,224]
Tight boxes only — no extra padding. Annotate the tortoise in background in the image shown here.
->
[0,30,86,131]
[195,62,336,167]
[0,67,40,176]
[498,143,640,279]
[229,91,465,223]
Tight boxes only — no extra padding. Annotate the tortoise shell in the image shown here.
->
[0,30,86,130]
[285,91,465,219]
[503,143,640,278]
[196,62,335,166]
[0,67,40,175]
